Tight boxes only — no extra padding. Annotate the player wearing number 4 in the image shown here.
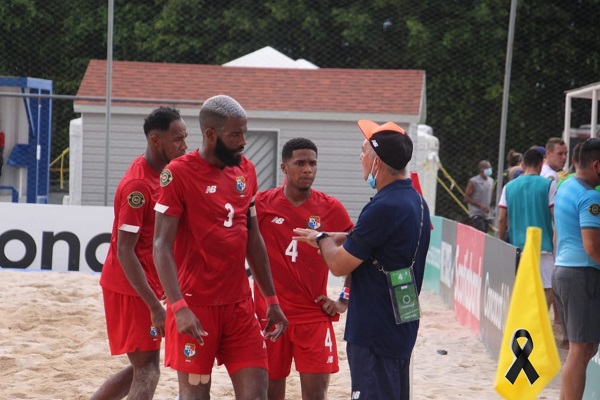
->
[153,95,288,400]
[254,138,354,400]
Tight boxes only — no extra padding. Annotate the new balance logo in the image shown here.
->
[351,391,361,399]
[326,356,334,364]
[271,217,285,224]
[205,186,217,193]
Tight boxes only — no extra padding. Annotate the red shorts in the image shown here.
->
[264,321,339,379]
[102,288,161,355]
[164,297,267,376]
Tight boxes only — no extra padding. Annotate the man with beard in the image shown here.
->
[153,95,287,400]
[254,138,353,400]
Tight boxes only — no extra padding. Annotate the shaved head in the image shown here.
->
[199,95,246,132]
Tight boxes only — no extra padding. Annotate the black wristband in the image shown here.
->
[315,232,330,245]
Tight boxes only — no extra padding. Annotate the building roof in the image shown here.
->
[76,59,425,116]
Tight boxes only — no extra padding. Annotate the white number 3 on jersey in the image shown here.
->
[224,203,234,227]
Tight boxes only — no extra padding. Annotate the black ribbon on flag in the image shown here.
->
[505,329,539,384]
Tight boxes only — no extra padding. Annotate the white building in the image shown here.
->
[72,54,435,219]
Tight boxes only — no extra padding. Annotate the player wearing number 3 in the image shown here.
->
[254,138,353,400]
[153,95,287,400]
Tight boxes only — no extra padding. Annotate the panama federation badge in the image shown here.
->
[307,216,321,230]
[127,191,145,208]
[149,325,158,340]
[160,169,173,187]
[235,176,247,194]
[183,343,197,360]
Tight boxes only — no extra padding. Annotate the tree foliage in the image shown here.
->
[1,0,599,217]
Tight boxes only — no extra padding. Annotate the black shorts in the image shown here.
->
[347,342,410,400]
[467,215,489,233]
[552,266,600,343]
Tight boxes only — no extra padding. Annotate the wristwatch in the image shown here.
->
[315,232,330,245]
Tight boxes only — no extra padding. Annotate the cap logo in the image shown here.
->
[371,139,379,147]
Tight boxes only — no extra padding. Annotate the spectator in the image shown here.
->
[464,160,494,233]
[541,137,568,183]
[497,148,556,309]
[505,149,523,182]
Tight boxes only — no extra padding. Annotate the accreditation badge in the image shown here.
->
[387,267,421,324]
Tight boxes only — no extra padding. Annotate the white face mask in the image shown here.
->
[484,167,493,177]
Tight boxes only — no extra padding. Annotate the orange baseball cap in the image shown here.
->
[358,120,413,170]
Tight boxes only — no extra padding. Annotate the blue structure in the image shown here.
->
[0,76,53,203]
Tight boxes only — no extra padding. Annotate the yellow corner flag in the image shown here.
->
[494,227,561,400]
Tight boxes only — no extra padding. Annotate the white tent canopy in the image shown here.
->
[563,81,599,140]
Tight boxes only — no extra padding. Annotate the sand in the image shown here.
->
[0,269,566,399]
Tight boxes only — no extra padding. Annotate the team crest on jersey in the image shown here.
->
[183,343,197,359]
[160,169,173,187]
[307,216,321,230]
[235,176,247,194]
[149,325,158,338]
[590,203,600,216]
[127,191,145,208]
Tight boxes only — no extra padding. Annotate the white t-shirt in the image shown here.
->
[541,163,559,182]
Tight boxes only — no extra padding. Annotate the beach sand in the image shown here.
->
[0,270,566,399]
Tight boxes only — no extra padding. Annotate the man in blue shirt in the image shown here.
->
[552,137,600,400]
[294,120,431,400]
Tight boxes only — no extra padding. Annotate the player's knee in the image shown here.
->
[134,361,161,385]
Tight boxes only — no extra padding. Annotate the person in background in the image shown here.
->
[92,107,188,400]
[539,138,566,326]
[464,160,494,233]
[497,148,556,310]
[294,120,431,400]
[504,149,523,182]
[254,137,354,400]
[552,137,600,400]
[541,137,568,183]
[153,95,287,400]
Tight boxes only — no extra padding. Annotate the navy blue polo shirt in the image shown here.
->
[343,178,431,359]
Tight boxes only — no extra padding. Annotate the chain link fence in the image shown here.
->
[1,0,599,219]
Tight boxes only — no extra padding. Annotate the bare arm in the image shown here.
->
[153,212,207,343]
[246,214,288,340]
[314,263,353,316]
[293,228,363,277]
[464,180,489,213]
[582,228,600,264]
[117,230,165,336]
[497,207,508,241]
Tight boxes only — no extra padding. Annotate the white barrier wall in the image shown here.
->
[0,202,112,272]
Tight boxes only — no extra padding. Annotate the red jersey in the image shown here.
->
[100,155,163,297]
[254,187,353,324]
[155,151,257,306]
